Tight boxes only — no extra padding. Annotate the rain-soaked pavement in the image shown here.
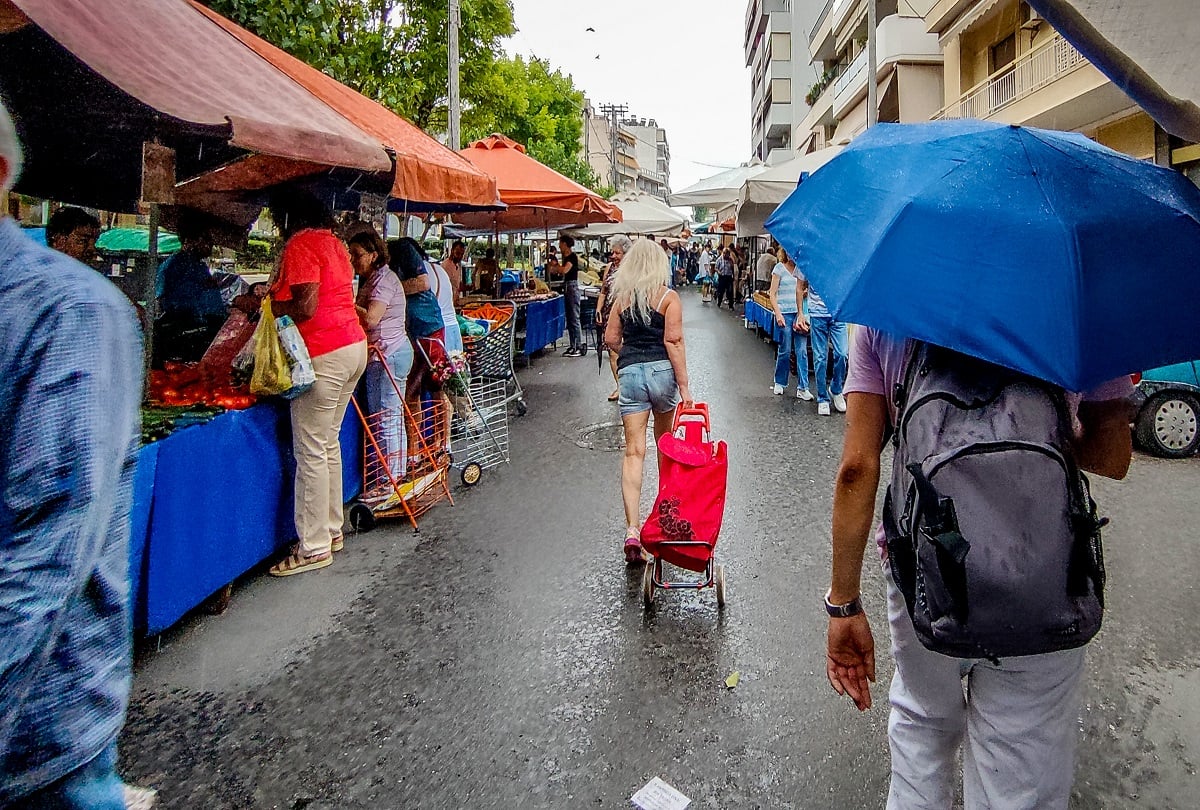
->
[120,291,1200,809]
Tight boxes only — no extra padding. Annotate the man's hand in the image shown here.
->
[796,315,810,333]
[827,613,876,711]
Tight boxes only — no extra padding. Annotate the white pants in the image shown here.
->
[885,568,1086,810]
[290,341,367,556]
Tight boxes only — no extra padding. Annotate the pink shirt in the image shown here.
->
[843,326,1134,554]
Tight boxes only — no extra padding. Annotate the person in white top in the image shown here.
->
[429,260,463,354]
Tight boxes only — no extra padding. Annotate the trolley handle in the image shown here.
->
[672,402,711,431]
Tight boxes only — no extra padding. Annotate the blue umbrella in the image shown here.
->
[765,119,1200,392]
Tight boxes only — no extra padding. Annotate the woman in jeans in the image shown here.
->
[769,247,812,399]
[594,234,633,402]
[267,193,367,576]
[349,227,412,484]
[604,239,693,564]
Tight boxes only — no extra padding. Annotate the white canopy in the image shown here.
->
[668,162,766,208]
[564,190,689,237]
[735,146,844,237]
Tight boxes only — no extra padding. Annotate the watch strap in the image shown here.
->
[824,590,863,618]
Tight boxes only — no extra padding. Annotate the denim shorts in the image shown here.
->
[618,359,679,417]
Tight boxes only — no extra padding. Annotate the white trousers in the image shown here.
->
[885,567,1086,810]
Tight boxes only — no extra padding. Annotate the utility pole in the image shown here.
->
[448,0,461,149]
[599,102,628,191]
[866,0,878,128]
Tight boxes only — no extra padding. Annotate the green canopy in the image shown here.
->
[96,228,182,254]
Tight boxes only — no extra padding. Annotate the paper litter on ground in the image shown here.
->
[725,670,740,689]
[631,777,691,810]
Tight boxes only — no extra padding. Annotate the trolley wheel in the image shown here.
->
[642,564,655,608]
[460,462,483,487]
[516,398,528,417]
[715,564,726,608]
[348,501,377,533]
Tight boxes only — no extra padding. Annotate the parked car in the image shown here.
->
[1131,361,1200,458]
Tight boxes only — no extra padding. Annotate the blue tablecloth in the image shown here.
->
[133,402,362,634]
[745,299,775,334]
[523,296,565,356]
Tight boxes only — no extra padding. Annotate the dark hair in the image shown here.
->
[452,239,466,249]
[388,237,429,281]
[174,209,216,244]
[46,206,100,244]
[484,247,495,258]
[558,235,575,248]
[268,189,335,238]
[348,227,388,270]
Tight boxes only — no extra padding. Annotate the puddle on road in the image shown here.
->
[576,422,626,451]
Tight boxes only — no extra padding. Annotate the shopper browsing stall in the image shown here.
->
[550,235,586,357]
[267,192,367,577]
[350,226,412,481]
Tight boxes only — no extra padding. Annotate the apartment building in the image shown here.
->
[582,102,672,200]
[797,0,944,150]
[744,0,825,163]
[926,0,1189,172]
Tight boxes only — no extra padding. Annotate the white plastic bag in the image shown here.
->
[275,314,316,390]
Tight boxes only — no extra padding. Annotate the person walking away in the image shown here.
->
[697,244,713,288]
[715,247,736,310]
[350,227,412,484]
[0,99,147,809]
[553,235,586,357]
[267,193,367,576]
[768,248,810,398]
[686,245,699,285]
[798,267,848,415]
[604,239,692,564]
[595,235,632,402]
[826,325,1133,808]
[440,239,466,308]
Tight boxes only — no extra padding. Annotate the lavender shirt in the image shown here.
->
[360,267,409,359]
[843,326,1133,554]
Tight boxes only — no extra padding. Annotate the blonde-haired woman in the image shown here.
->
[604,239,693,564]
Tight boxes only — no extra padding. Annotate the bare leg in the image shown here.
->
[621,410,650,530]
[652,408,674,469]
[608,351,619,398]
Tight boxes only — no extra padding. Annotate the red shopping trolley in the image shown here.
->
[640,403,729,609]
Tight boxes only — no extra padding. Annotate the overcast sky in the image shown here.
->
[505,0,752,193]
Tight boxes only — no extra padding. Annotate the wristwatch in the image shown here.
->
[824,589,863,618]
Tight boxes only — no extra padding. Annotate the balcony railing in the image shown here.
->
[934,33,1087,121]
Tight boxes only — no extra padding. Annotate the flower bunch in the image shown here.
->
[432,351,470,395]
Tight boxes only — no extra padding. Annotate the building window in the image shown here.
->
[771,32,791,61]
[771,78,792,104]
[989,33,1016,74]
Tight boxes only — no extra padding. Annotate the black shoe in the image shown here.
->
[563,347,581,357]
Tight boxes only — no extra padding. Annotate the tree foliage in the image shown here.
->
[202,1,600,189]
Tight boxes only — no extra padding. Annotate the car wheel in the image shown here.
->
[1136,392,1200,458]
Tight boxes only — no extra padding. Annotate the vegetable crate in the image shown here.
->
[449,377,511,487]
[461,300,526,416]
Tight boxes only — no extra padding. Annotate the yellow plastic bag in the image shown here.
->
[249,298,293,396]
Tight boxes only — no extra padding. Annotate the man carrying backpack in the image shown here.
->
[825,326,1132,809]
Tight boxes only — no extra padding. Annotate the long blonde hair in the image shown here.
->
[611,238,670,325]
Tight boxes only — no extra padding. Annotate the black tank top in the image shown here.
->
[617,292,672,369]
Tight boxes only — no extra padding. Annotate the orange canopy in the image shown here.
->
[453,134,620,232]
[188,1,501,212]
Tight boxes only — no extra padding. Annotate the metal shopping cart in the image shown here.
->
[347,346,454,533]
[460,300,526,416]
[449,376,511,487]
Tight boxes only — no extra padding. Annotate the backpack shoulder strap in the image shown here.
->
[891,338,925,447]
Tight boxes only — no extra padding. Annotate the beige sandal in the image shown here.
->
[269,545,332,577]
[331,534,344,552]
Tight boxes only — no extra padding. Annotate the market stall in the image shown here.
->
[1,0,515,635]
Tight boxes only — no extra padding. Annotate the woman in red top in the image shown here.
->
[267,192,367,577]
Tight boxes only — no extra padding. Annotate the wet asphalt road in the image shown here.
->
[120,291,1200,809]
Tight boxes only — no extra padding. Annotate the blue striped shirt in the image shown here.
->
[0,216,142,800]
